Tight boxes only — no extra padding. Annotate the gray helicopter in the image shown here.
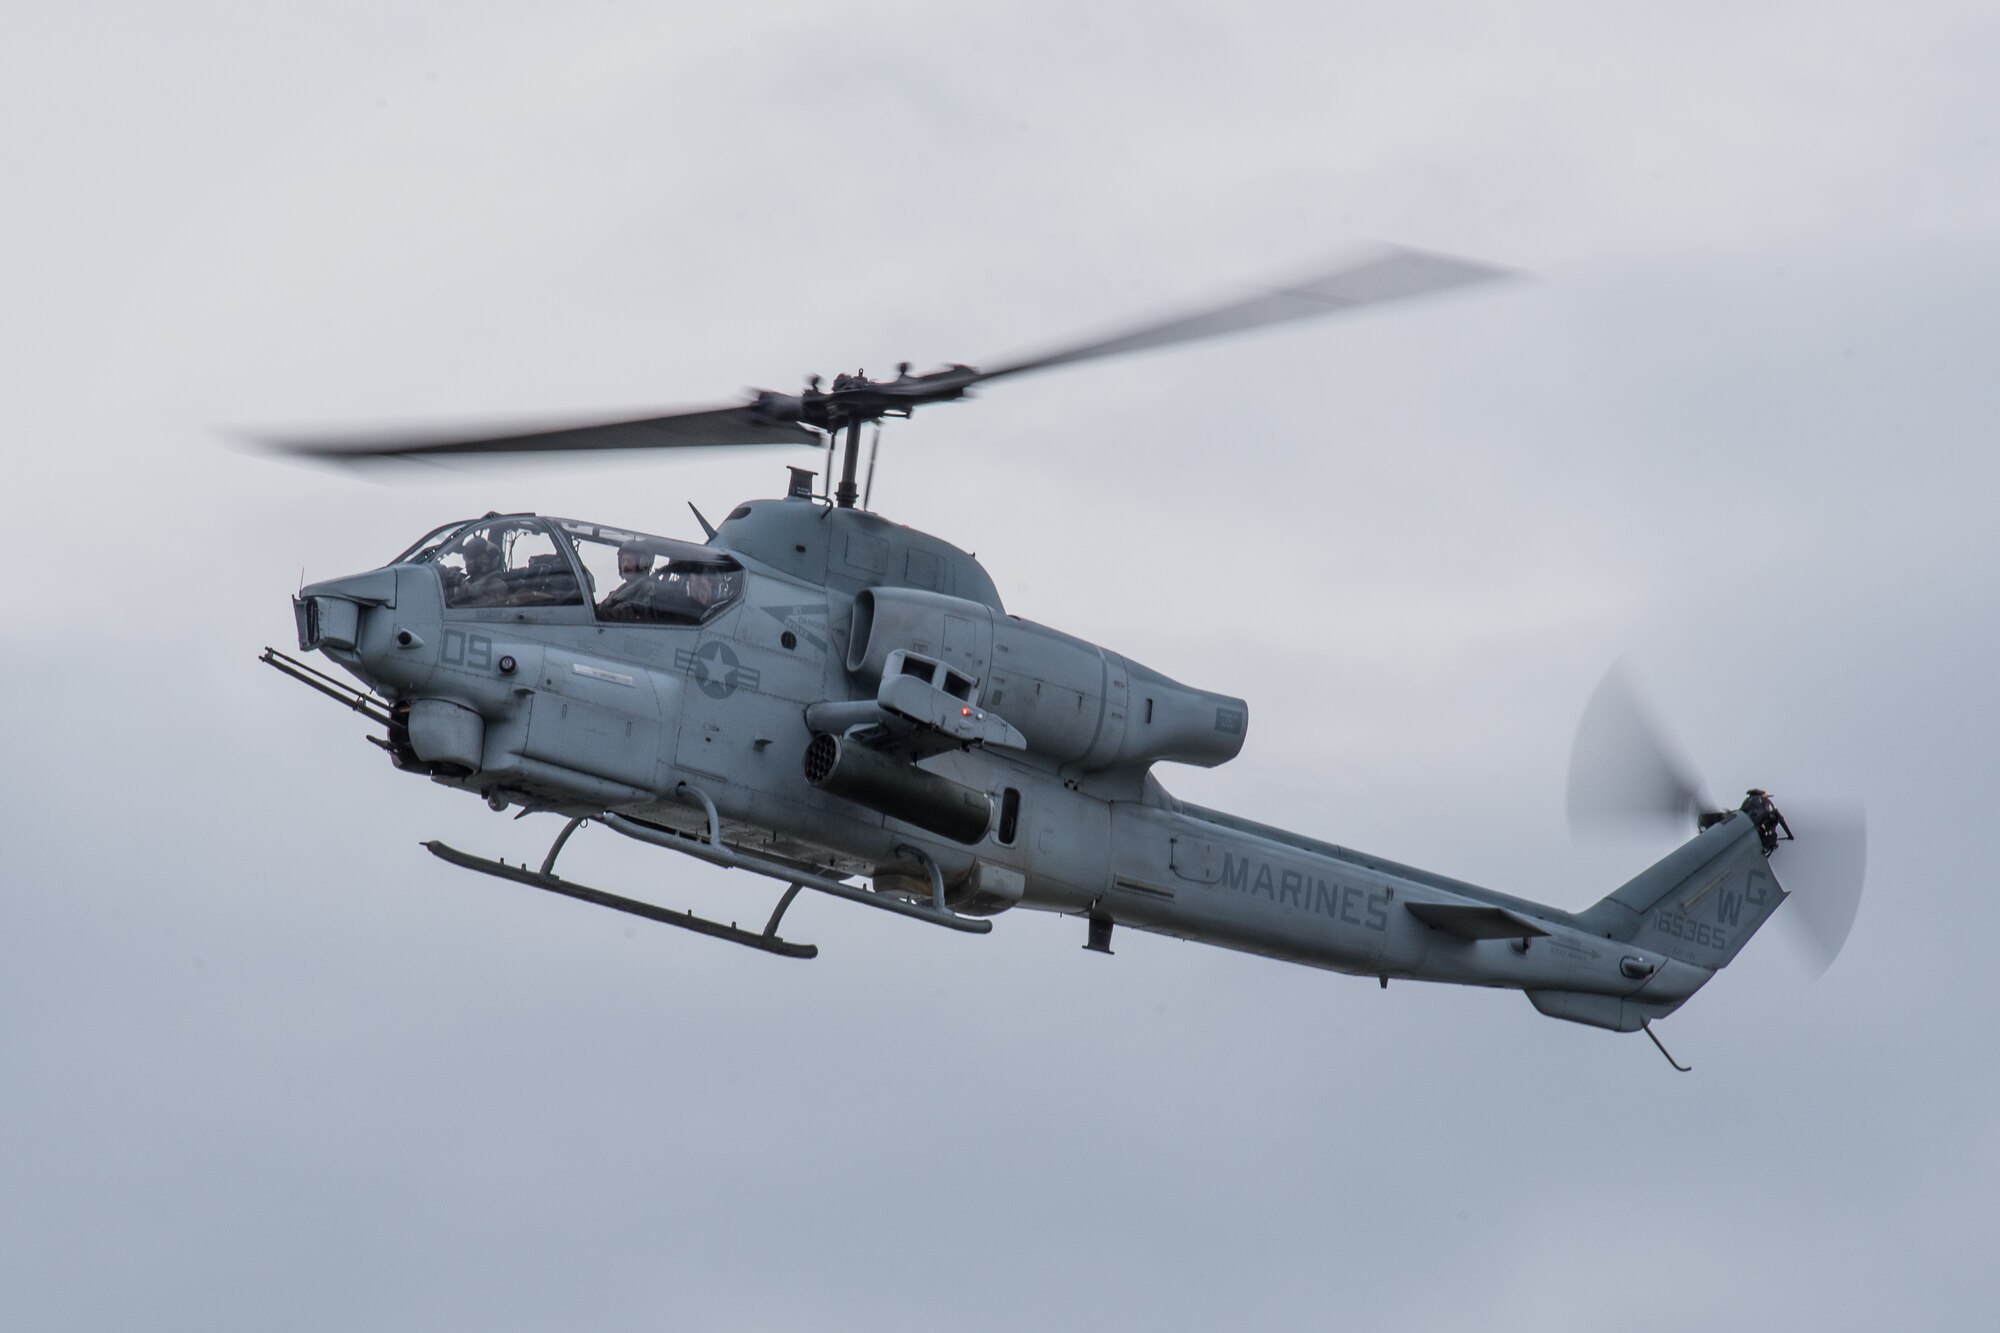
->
[265,246,1865,1069]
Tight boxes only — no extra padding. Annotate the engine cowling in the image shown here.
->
[846,587,1247,772]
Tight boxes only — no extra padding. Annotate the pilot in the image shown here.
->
[598,540,657,619]
[616,541,655,584]
[447,534,507,605]
[683,568,727,612]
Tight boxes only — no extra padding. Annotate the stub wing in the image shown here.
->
[1404,901,1552,941]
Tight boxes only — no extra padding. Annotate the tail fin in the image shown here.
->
[1575,811,1784,970]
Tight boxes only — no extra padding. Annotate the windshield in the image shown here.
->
[392,519,472,566]
[556,519,745,625]
[422,517,585,609]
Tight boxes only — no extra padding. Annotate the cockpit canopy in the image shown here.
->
[399,515,745,625]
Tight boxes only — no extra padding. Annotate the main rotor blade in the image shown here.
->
[261,402,822,461]
[973,245,1512,383]
[255,244,1511,467]
[1770,797,1867,976]
[1566,664,1715,836]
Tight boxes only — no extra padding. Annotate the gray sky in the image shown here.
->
[5,4,1997,1329]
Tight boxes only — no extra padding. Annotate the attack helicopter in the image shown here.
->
[265,245,1865,1069]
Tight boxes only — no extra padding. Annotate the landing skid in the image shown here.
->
[423,782,991,959]
[425,838,819,958]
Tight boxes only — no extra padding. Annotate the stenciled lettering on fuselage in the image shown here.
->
[1652,863,1778,955]
[1650,908,1727,951]
[675,641,762,699]
[1720,865,1776,926]
[439,628,493,671]
[757,603,829,654]
[1219,852,1390,932]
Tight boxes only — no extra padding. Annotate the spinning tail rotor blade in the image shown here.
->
[1769,798,1867,976]
[975,245,1511,383]
[1566,664,1714,835]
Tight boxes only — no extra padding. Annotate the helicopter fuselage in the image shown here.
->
[290,494,1773,1036]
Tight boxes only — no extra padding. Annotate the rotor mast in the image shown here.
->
[812,363,961,509]
[835,419,864,508]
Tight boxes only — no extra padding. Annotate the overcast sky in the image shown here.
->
[5,4,1998,1330]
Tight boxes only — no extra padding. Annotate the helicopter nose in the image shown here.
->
[293,564,448,704]
[296,567,398,654]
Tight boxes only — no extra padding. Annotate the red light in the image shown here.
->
[961,707,971,717]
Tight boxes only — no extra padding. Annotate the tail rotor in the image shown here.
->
[1565,665,1867,976]
[1565,662,1717,835]
[1762,796,1867,975]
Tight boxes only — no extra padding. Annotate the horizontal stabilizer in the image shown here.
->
[1405,901,1551,940]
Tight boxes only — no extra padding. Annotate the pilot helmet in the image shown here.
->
[617,540,655,576]
[462,535,502,577]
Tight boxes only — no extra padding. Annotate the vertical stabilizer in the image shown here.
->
[1576,812,1784,970]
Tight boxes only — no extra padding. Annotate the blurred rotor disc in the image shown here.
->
[1566,662,1714,837]
[1768,797,1867,976]
[1565,663,1867,976]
